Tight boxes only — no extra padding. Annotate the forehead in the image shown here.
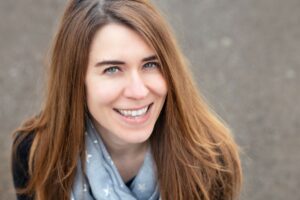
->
[89,23,155,61]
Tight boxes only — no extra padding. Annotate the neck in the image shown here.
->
[94,125,149,182]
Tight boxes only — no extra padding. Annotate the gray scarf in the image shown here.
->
[71,118,160,200]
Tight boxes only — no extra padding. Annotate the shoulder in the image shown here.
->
[12,131,35,191]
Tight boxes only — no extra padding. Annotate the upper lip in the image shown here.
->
[114,103,153,111]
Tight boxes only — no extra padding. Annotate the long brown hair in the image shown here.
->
[12,0,242,199]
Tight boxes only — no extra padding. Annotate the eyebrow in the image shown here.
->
[94,55,158,67]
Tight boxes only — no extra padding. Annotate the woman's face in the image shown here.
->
[85,23,167,146]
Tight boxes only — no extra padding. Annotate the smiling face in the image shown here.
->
[85,23,167,147]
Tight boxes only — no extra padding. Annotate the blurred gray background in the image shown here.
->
[0,0,299,199]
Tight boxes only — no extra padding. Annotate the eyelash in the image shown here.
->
[143,62,160,69]
[103,66,120,74]
[103,62,160,75]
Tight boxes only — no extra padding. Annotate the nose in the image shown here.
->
[123,71,149,100]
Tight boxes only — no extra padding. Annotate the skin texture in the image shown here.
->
[85,23,167,181]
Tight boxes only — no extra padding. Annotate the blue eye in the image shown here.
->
[143,62,159,69]
[103,66,120,74]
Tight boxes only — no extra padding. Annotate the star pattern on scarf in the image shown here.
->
[83,184,88,192]
[103,185,112,197]
[86,151,92,163]
[137,183,146,192]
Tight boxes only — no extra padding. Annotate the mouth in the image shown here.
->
[113,103,153,118]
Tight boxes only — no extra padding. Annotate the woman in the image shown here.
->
[12,0,243,199]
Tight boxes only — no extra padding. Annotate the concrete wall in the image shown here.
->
[1,0,299,199]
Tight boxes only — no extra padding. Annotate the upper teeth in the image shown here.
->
[117,106,149,117]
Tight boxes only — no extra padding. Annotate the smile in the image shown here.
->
[114,103,153,118]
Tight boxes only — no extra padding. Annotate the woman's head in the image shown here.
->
[48,0,181,129]
[48,0,191,145]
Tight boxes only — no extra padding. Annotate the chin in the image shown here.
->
[119,127,153,144]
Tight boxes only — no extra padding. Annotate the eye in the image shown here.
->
[103,66,121,74]
[143,62,160,69]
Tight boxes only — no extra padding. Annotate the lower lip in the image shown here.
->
[115,105,152,125]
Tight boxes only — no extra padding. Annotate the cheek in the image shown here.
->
[146,74,168,97]
[86,78,124,105]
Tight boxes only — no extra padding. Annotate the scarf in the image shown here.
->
[71,118,160,200]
